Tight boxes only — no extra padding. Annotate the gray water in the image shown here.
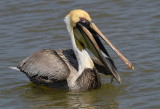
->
[0,0,160,109]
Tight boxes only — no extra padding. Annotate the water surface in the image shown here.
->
[0,0,160,109]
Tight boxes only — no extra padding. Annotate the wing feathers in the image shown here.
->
[17,49,70,84]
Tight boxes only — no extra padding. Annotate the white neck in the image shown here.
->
[64,16,94,75]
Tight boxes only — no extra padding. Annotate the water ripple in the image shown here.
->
[0,0,160,109]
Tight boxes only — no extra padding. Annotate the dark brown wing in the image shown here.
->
[17,49,110,87]
[17,49,73,86]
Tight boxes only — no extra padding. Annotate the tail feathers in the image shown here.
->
[9,66,20,71]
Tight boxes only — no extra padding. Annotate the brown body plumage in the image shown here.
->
[18,49,110,90]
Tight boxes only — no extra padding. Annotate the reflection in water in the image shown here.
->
[2,82,121,109]
[22,83,121,109]
[66,84,120,109]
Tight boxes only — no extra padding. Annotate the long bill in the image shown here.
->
[90,23,134,70]
[79,26,121,83]
[74,22,121,83]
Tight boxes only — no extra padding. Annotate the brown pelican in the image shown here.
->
[17,9,134,91]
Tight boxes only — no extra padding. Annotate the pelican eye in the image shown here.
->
[80,17,86,22]
[79,17,90,27]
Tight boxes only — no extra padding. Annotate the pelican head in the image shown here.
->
[64,9,134,83]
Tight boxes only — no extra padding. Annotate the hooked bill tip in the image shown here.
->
[131,66,134,70]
